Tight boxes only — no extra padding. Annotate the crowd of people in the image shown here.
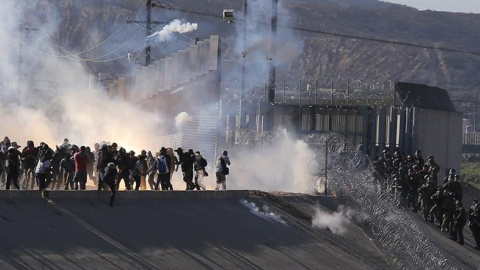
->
[373,149,480,250]
[0,137,231,206]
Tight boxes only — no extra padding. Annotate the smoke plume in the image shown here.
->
[0,1,163,153]
[311,205,353,235]
[175,112,192,130]
[146,19,198,43]
[227,133,314,193]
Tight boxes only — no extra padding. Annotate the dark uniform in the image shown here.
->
[441,192,456,236]
[451,201,467,245]
[468,199,480,249]
[418,179,435,221]
[426,156,440,187]
[413,150,425,168]
[443,169,456,185]
[406,169,420,211]
[442,176,462,201]
[430,189,444,225]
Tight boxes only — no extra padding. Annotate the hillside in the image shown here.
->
[21,0,480,91]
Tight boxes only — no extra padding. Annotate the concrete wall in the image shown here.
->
[414,108,463,181]
[107,35,220,101]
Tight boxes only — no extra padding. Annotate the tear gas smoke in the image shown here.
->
[222,0,303,95]
[227,133,314,194]
[311,205,353,235]
[146,19,198,43]
[0,2,162,152]
[175,112,193,130]
[240,199,288,226]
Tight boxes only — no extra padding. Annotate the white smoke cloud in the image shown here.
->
[227,133,314,193]
[175,112,192,130]
[146,19,198,43]
[0,2,163,153]
[240,199,288,226]
[311,205,353,235]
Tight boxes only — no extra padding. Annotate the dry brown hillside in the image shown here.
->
[23,0,480,92]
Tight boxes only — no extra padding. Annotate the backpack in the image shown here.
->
[201,157,208,168]
[156,155,169,174]
[220,157,229,175]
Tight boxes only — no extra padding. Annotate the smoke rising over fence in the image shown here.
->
[146,19,198,43]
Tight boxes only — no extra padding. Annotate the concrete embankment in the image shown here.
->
[0,190,250,200]
[0,190,392,270]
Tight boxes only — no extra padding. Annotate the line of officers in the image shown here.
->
[374,149,480,250]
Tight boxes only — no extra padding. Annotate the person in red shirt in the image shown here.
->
[74,146,89,190]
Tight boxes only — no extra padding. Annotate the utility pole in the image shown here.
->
[325,139,328,196]
[238,0,248,132]
[127,0,166,66]
[475,88,479,132]
[146,0,153,66]
[262,0,278,131]
[267,0,278,103]
[17,25,38,102]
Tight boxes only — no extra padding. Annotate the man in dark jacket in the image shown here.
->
[115,148,131,190]
[97,145,114,191]
[103,162,118,206]
[21,141,38,189]
[51,147,66,190]
[128,151,138,189]
[60,153,75,190]
[175,147,195,190]
[6,147,21,190]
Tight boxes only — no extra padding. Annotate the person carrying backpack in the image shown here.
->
[132,153,147,191]
[215,150,231,191]
[155,147,172,190]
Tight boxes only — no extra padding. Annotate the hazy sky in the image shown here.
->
[381,0,480,14]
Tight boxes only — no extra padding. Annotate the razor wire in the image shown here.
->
[304,132,458,270]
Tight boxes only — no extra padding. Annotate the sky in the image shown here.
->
[381,0,480,14]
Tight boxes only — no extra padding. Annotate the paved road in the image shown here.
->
[0,191,392,270]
